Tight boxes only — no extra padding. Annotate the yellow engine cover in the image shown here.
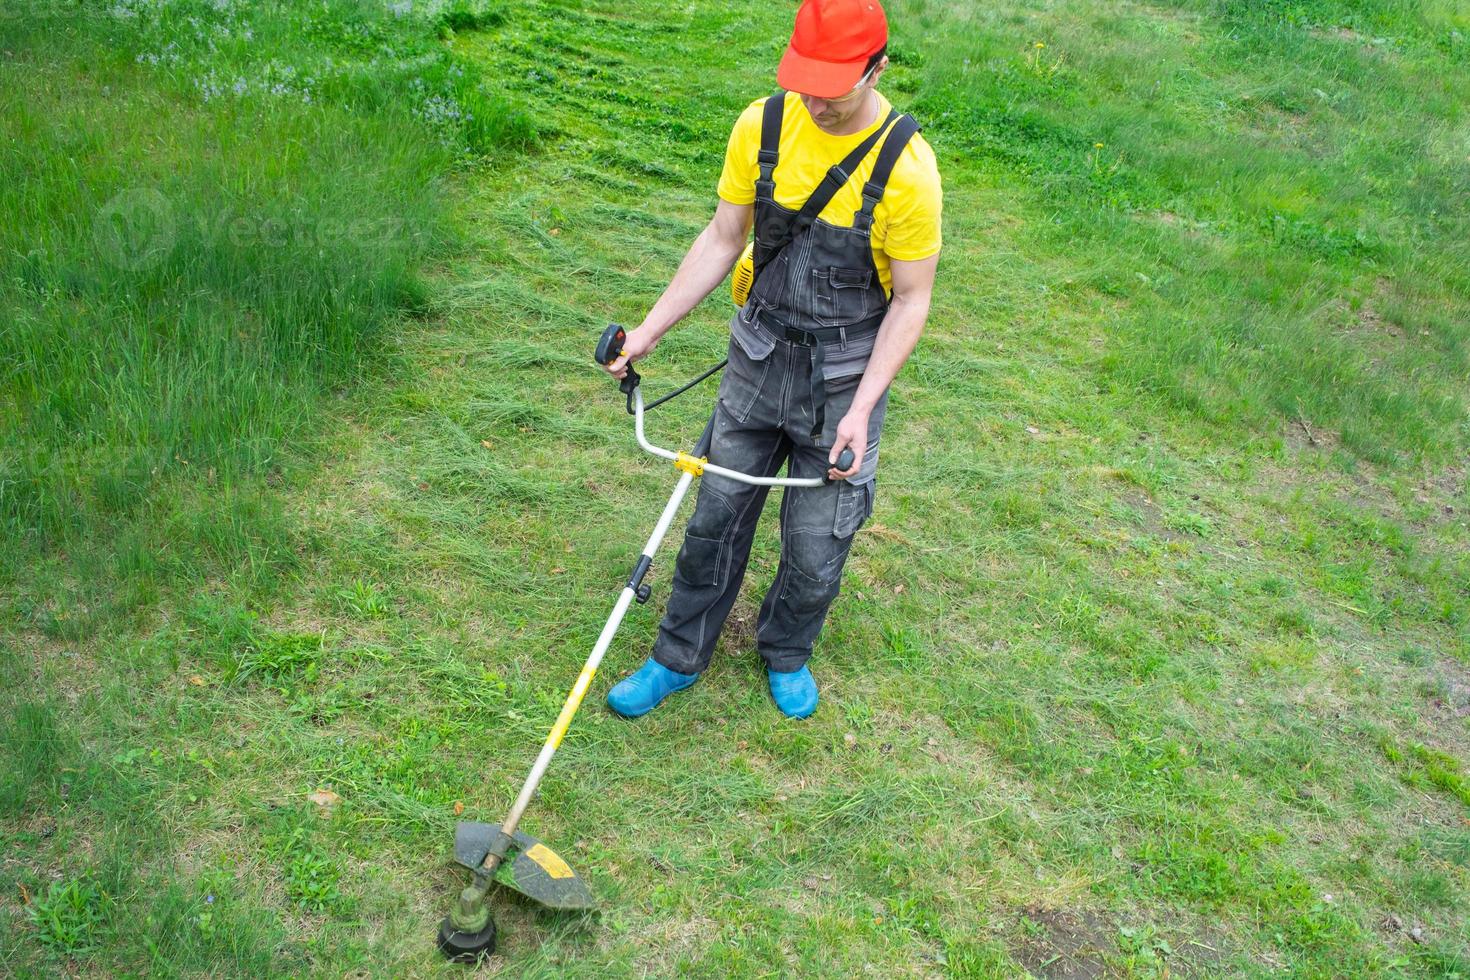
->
[731,242,755,307]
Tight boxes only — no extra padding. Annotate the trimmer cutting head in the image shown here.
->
[453,822,596,911]
[437,916,498,963]
[437,823,594,962]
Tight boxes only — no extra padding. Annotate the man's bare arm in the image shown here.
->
[603,199,753,379]
[827,252,939,478]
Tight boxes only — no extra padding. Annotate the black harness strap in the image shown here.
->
[801,113,918,440]
[858,113,920,215]
[787,108,898,243]
[750,100,923,442]
[753,95,898,283]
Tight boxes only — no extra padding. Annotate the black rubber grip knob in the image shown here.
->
[836,448,855,471]
[595,323,627,366]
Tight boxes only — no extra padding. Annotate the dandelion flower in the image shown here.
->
[1094,142,1104,148]
[1035,41,1045,48]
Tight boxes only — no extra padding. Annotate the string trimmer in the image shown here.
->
[437,324,853,961]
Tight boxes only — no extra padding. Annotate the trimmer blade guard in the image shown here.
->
[454,821,595,911]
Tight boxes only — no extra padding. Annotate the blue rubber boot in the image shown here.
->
[607,658,698,718]
[767,665,819,719]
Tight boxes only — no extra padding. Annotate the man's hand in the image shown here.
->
[600,200,753,381]
[603,324,659,380]
[829,408,868,480]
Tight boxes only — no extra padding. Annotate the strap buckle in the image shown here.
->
[783,325,819,346]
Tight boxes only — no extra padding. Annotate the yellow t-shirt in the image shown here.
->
[717,91,942,295]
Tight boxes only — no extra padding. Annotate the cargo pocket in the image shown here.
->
[777,560,837,616]
[719,342,771,425]
[721,313,776,423]
[812,266,881,329]
[833,477,875,538]
[731,305,777,361]
[673,532,724,588]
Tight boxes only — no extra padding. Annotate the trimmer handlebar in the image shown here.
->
[595,323,854,488]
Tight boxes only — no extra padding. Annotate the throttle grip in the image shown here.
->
[824,447,856,483]
[596,322,640,399]
[595,323,626,366]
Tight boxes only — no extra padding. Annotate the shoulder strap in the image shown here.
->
[859,113,920,214]
[750,105,907,281]
[756,91,785,198]
[790,108,898,233]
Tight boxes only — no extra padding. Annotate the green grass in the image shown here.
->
[4,0,1470,975]
[0,0,534,551]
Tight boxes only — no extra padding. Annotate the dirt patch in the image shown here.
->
[1140,210,1220,243]
[1428,679,1470,720]
[1353,300,1403,339]
[1416,462,1467,507]
[1327,292,1399,344]
[1317,25,1365,43]
[1282,416,1341,453]
[1118,489,1189,543]
[719,600,758,656]
[1310,26,1398,58]
[1013,906,1114,979]
[1011,906,1240,979]
[1425,655,1470,722]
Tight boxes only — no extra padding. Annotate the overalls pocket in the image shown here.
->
[721,315,775,424]
[731,304,777,361]
[811,266,881,329]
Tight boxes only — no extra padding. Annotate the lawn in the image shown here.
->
[2,0,1468,976]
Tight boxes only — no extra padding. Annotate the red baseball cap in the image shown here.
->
[777,0,889,99]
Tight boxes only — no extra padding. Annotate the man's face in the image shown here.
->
[798,57,887,132]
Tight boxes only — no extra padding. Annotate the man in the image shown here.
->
[602,0,942,719]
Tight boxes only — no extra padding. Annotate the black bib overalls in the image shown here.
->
[650,94,919,675]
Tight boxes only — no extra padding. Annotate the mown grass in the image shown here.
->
[4,0,1470,976]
